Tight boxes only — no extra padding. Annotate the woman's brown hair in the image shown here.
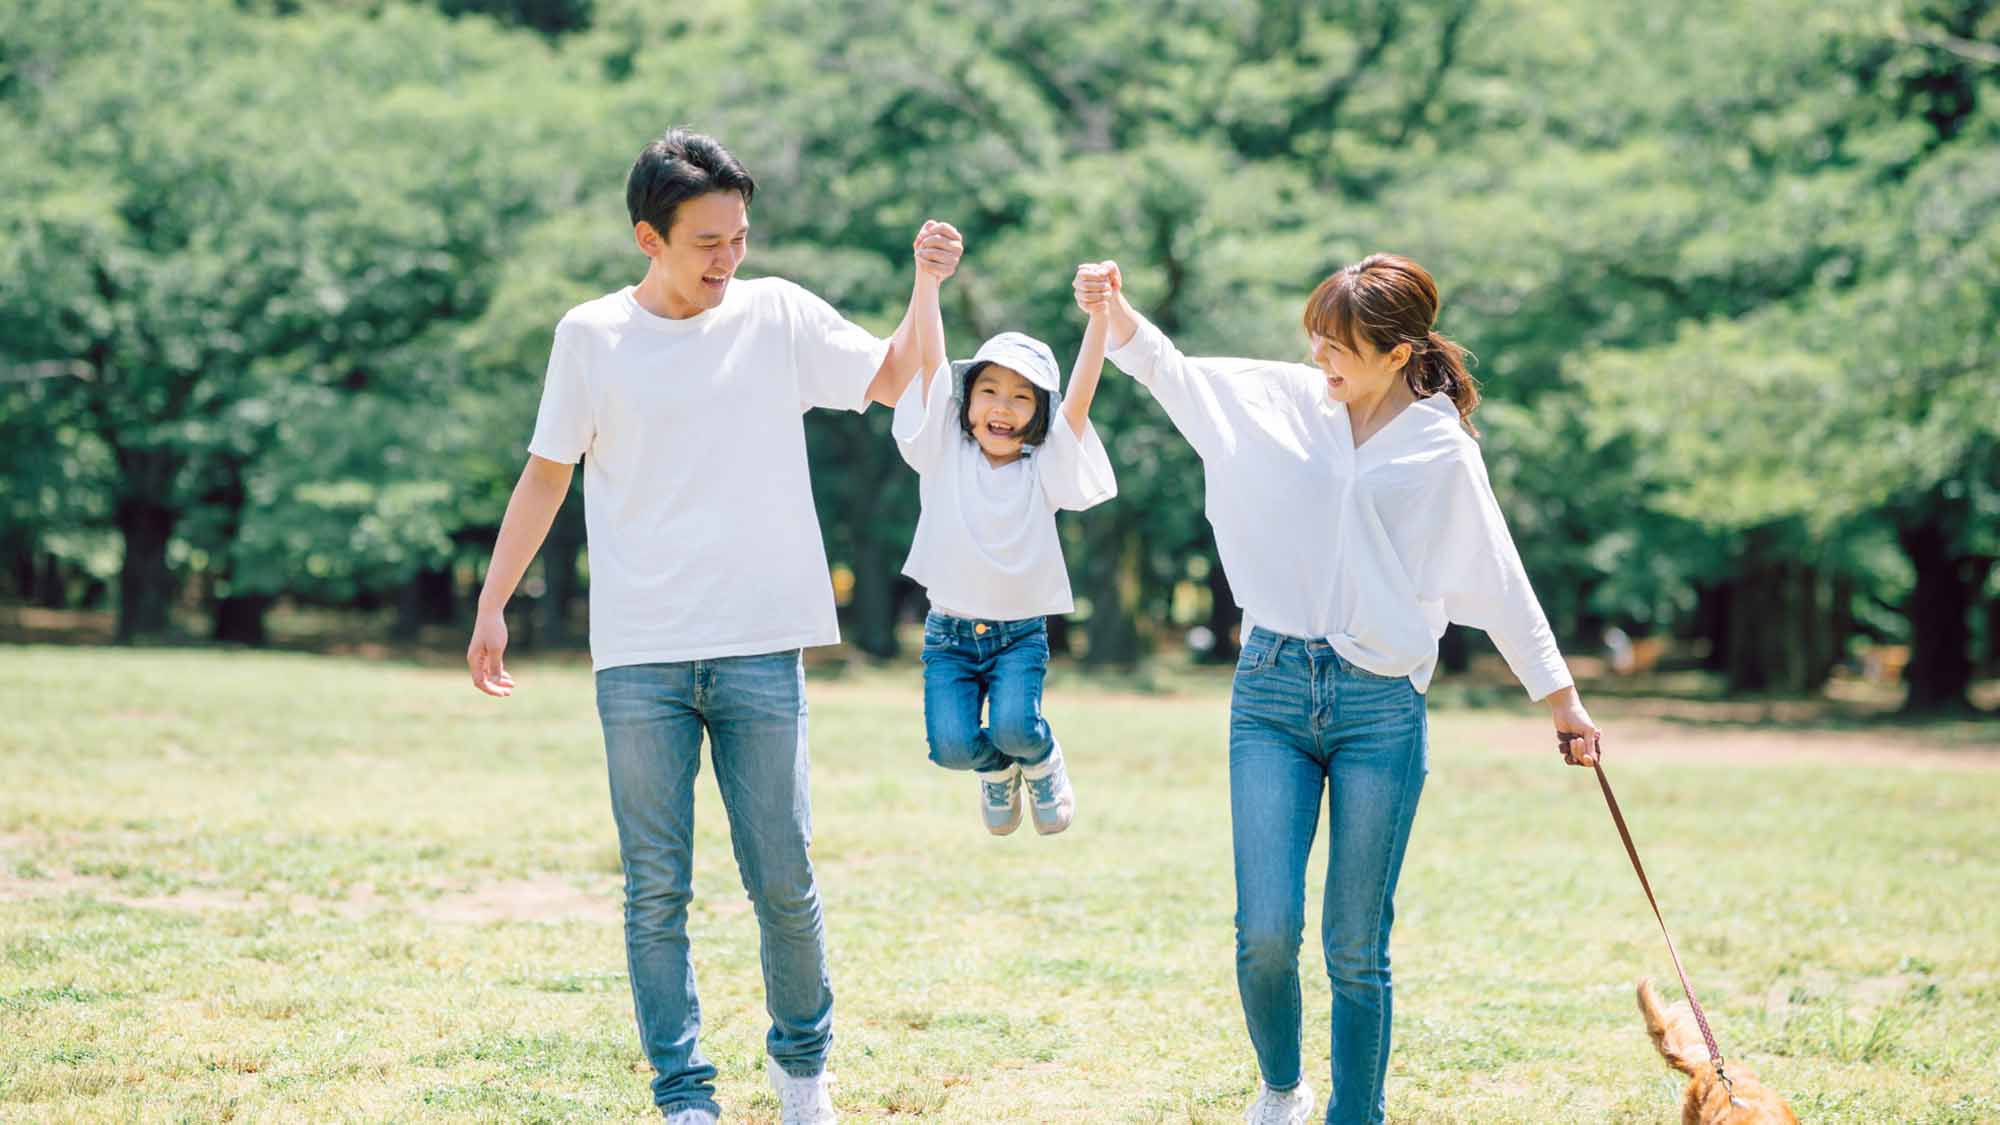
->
[1301,253,1481,435]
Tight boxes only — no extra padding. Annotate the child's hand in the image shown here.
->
[914,220,964,283]
[1072,260,1121,315]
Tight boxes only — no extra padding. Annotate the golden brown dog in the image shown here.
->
[1637,979,1799,1124]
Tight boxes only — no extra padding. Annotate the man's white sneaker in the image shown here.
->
[977,764,1023,835]
[663,1109,718,1125]
[1020,742,1075,835]
[1245,1079,1315,1125]
[767,1054,836,1125]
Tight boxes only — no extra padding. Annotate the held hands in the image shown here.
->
[1072,260,1122,316]
[914,220,964,283]
[1549,686,1603,766]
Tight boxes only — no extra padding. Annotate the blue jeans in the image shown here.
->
[919,612,1055,773]
[1228,627,1428,1125]
[595,650,833,1118]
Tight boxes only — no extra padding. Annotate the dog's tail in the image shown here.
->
[1636,978,1706,1077]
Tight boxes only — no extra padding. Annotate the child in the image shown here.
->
[890,263,1118,835]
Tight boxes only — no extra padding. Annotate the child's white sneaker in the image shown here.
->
[1245,1079,1315,1125]
[663,1109,718,1125]
[977,764,1023,835]
[766,1055,836,1125]
[1020,742,1075,835]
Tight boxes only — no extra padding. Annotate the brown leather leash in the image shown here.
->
[1560,733,1735,1096]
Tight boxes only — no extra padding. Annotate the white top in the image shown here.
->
[1106,314,1572,700]
[528,278,887,670]
[892,363,1117,620]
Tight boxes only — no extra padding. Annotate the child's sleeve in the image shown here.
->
[1035,417,1117,512]
[526,318,593,464]
[891,359,957,474]
[787,281,891,413]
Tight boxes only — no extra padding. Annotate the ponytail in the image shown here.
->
[1406,330,1480,437]
[1304,253,1482,436]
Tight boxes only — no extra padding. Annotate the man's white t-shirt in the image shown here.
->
[891,363,1117,620]
[527,278,887,670]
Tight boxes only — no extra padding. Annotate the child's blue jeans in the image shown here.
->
[919,611,1055,773]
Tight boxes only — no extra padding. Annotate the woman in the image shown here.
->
[1074,255,1602,1125]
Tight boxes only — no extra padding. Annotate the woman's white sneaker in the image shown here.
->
[1245,1079,1315,1125]
[766,1055,836,1124]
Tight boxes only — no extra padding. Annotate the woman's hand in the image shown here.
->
[1548,685,1602,766]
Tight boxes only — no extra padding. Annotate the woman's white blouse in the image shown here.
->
[892,365,1117,620]
[1107,314,1572,700]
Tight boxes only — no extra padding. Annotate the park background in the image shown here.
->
[2,0,1997,1121]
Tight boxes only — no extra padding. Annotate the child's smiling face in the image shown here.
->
[965,364,1040,464]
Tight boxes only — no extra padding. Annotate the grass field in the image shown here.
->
[2,645,1997,1122]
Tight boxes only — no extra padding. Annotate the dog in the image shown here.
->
[1637,978,1798,1124]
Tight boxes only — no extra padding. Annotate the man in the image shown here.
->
[468,127,962,1124]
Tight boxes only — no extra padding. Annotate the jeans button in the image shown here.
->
[974,623,988,635]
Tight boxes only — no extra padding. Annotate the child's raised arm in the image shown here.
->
[1061,262,1116,439]
[874,220,962,405]
[913,228,952,399]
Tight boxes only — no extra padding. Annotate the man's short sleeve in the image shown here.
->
[786,282,891,413]
[526,319,593,464]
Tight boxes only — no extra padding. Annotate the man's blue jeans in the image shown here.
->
[918,612,1055,773]
[1228,627,1429,1125]
[595,650,833,1118]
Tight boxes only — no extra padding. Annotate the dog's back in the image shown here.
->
[1636,979,1799,1125]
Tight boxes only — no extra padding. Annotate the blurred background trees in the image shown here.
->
[3,0,1994,712]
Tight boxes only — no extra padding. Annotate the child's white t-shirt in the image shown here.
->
[527,278,887,670]
[892,364,1117,620]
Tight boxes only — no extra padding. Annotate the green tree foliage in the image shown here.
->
[1,0,1993,711]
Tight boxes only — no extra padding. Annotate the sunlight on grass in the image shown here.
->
[2,645,1996,1122]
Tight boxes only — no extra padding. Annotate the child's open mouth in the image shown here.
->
[985,421,1016,438]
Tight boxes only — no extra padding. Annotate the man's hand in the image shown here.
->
[914,219,964,283]
[467,611,515,697]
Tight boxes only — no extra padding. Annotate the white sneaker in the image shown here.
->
[663,1109,717,1125]
[1020,742,1075,835]
[1245,1079,1315,1125]
[977,764,1023,835]
[767,1054,836,1125]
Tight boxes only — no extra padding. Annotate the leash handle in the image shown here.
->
[1560,733,1728,1076]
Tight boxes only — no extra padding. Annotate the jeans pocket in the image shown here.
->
[1235,631,1279,675]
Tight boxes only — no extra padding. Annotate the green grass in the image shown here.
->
[1,645,1996,1122]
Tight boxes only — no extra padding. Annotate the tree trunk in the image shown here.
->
[1202,552,1242,663]
[1897,520,1984,713]
[1693,580,1731,671]
[394,566,458,640]
[213,594,275,645]
[846,531,899,660]
[1986,592,2000,674]
[35,552,69,609]
[115,495,177,642]
[536,489,587,649]
[1723,527,1827,695]
[1438,623,1471,674]
[1079,509,1142,668]
[1046,611,1072,657]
